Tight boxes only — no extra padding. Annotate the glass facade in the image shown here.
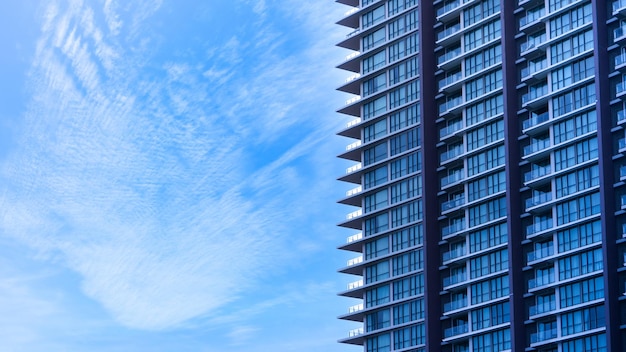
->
[336,0,626,351]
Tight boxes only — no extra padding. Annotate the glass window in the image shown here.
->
[389,102,420,132]
[470,248,508,279]
[364,119,388,142]
[470,275,509,304]
[561,306,605,336]
[558,248,603,280]
[391,224,423,251]
[469,223,507,253]
[366,260,390,284]
[390,175,422,204]
[465,94,504,127]
[366,309,390,332]
[365,236,390,260]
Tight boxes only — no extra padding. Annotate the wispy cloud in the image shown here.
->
[1,0,348,335]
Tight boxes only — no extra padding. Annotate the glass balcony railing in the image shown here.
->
[526,192,552,209]
[346,209,362,220]
[347,256,363,267]
[530,328,557,343]
[616,53,626,68]
[441,170,465,187]
[522,85,548,104]
[620,165,626,179]
[619,138,626,150]
[442,196,465,211]
[441,146,464,162]
[529,300,556,316]
[523,112,550,130]
[521,58,548,79]
[442,221,466,237]
[524,165,551,182]
[618,110,626,123]
[443,297,468,312]
[528,273,555,289]
[438,47,462,65]
[440,121,463,138]
[346,232,363,244]
[521,34,546,53]
[617,81,626,95]
[615,26,626,41]
[437,23,461,41]
[437,0,461,17]
[346,186,362,197]
[615,0,626,13]
[439,96,463,114]
[348,327,364,337]
[621,194,626,208]
[439,71,463,89]
[347,279,364,290]
[443,246,467,262]
[348,303,364,314]
[526,218,553,236]
[444,323,469,338]
[346,163,362,174]
[527,246,554,262]
[523,139,551,156]
[443,272,467,287]
[519,8,545,27]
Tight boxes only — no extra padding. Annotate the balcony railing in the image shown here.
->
[526,218,553,236]
[443,297,468,312]
[346,186,363,197]
[439,71,463,89]
[348,303,364,314]
[346,163,363,174]
[444,323,469,338]
[620,166,626,179]
[522,84,548,104]
[346,140,362,151]
[527,246,554,262]
[523,112,549,130]
[528,273,555,289]
[521,58,547,79]
[519,8,545,27]
[348,327,364,337]
[437,23,461,41]
[438,47,462,65]
[441,146,464,162]
[439,96,463,114]
[442,221,466,238]
[441,170,465,187]
[346,117,361,128]
[437,0,461,17]
[615,26,626,41]
[442,196,465,212]
[530,328,557,343]
[524,165,551,182]
[617,81,626,95]
[346,209,363,220]
[443,246,467,262]
[347,279,364,290]
[521,34,546,53]
[346,232,363,244]
[618,109,626,124]
[440,121,463,138]
[347,256,364,267]
[615,0,626,13]
[526,192,552,209]
[443,272,467,287]
[529,300,556,316]
[523,139,550,156]
[620,138,626,150]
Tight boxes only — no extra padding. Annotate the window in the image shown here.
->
[464,19,501,52]
[363,51,386,74]
[388,8,418,39]
[555,192,600,225]
[362,6,385,29]
[559,276,604,308]
[466,45,502,76]
[365,236,390,260]
[364,142,388,166]
[558,248,603,280]
[465,70,502,101]
[463,0,500,27]
[387,0,417,16]
[467,145,505,176]
[366,333,391,352]
[366,309,391,332]
[393,324,425,349]
[393,273,424,300]
[468,197,506,227]
[389,55,419,85]
[561,333,607,352]
[390,102,420,132]
[471,302,509,331]
[364,96,387,120]
[557,220,601,252]
[365,190,388,213]
[364,166,388,189]
[363,73,387,97]
[366,285,391,308]
[468,223,507,253]
[471,329,511,352]
[389,80,420,109]
[390,151,421,180]
[391,224,423,251]
[366,260,390,284]
[392,249,423,276]
[470,249,508,278]
[550,30,593,65]
[389,32,419,63]
[467,171,506,202]
[393,298,424,325]
[553,110,597,144]
[554,165,599,199]
[553,137,598,171]
[470,275,509,304]
[363,28,386,51]
[364,119,388,142]
[390,127,420,156]
[549,3,592,38]
[364,213,389,237]
[551,55,594,91]
[466,118,503,153]
[466,94,503,127]
[390,175,422,204]
[390,199,422,227]
[561,306,605,336]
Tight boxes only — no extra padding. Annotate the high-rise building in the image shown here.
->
[335,0,626,351]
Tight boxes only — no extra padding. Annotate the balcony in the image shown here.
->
[346,162,362,174]
[443,245,467,262]
[620,138,626,151]
[348,327,364,338]
[527,245,554,262]
[529,300,556,316]
[621,194,626,209]
[523,139,550,156]
[530,328,557,343]
[439,71,463,90]
[526,218,553,236]
[615,25,626,42]
[438,47,462,66]
[519,8,545,28]
[440,121,463,139]
[441,145,464,163]
[442,170,465,187]
[348,303,364,314]
[346,186,362,197]
[524,165,551,182]
[522,84,548,105]
[523,112,550,130]
[442,196,466,212]
[346,232,363,244]
[347,255,363,267]
[442,221,466,238]
[521,34,546,54]
[617,54,626,70]
[525,192,552,209]
[521,58,548,80]
[346,209,363,220]
[437,0,462,17]
[617,81,626,96]
[347,279,364,290]
[528,273,555,289]
[443,297,468,312]
[444,323,469,338]
[618,109,626,124]
[615,0,626,13]
[437,23,461,43]
[443,271,467,288]
[439,96,463,114]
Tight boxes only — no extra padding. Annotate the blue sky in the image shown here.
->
[0,1,362,351]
